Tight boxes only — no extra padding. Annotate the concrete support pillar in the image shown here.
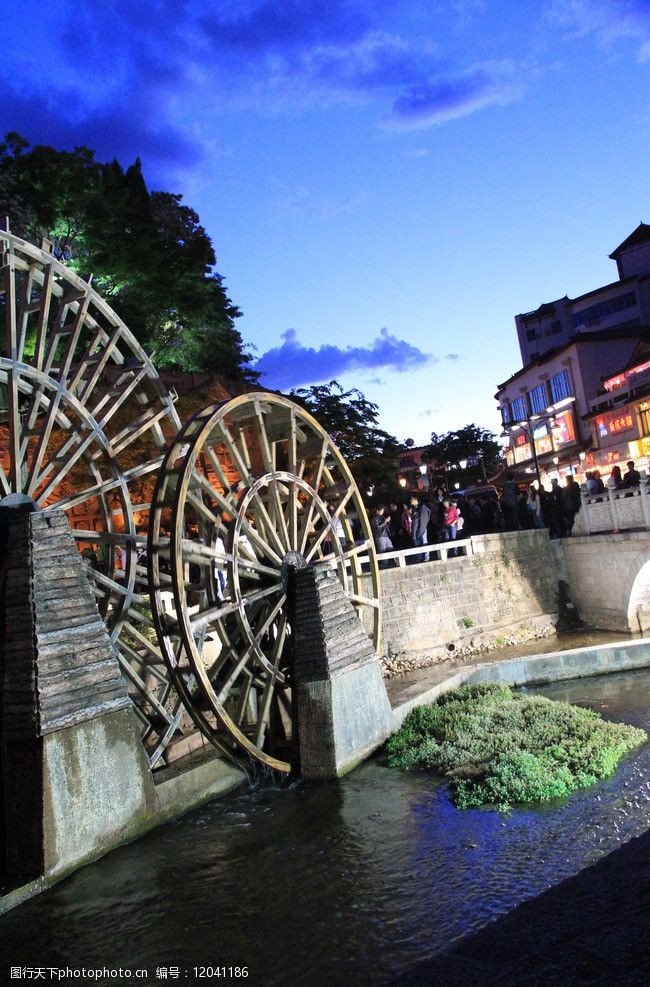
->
[292,566,393,780]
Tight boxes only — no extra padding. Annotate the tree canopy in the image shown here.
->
[423,423,503,487]
[289,380,401,499]
[0,133,257,380]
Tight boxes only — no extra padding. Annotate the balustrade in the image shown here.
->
[575,476,650,535]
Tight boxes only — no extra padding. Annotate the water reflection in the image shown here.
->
[0,670,648,986]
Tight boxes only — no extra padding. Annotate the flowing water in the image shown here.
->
[1,669,648,986]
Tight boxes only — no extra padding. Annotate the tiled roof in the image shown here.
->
[609,223,650,259]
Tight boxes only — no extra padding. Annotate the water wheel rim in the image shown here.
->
[148,392,381,773]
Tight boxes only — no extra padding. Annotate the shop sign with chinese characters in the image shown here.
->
[603,360,650,394]
[596,409,637,441]
[593,448,623,467]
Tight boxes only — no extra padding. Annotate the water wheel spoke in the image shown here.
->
[92,362,149,428]
[111,404,171,457]
[32,430,101,504]
[30,259,55,373]
[217,420,254,487]
[186,470,284,566]
[252,611,290,748]
[305,486,355,563]
[298,436,328,553]
[271,613,289,662]
[232,672,254,728]
[348,593,381,608]
[233,512,284,567]
[285,478,300,552]
[254,669,281,749]
[249,403,292,553]
[53,459,163,514]
[190,582,283,634]
[216,593,285,703]
[179,540,278,580]
[115,642,178,722]
[120,621,164,663]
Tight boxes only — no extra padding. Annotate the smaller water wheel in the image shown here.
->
[148,392,381,772]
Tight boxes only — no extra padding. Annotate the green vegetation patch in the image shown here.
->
[385,683,647,810]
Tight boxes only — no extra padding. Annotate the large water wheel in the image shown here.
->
[0,226,192,767]
[148,393,381,772]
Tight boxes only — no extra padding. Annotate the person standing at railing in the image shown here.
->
[501,473,519,530]
[607,465,624,492]
[430,487,446,542]
[623,460,641,488]
[371,505,395,568]
[399,502,413,547]
[443,498,460,555]
[562,474,582,535]
[410,495,431,563]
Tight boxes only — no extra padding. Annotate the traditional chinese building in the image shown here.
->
[496,331,643,482]
[515,223,650,366]
[497,223,650,484]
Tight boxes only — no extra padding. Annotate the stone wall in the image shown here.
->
[375,530,563,676]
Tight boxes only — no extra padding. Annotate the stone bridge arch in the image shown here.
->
[627,558,650,633]
[561,533,650,633]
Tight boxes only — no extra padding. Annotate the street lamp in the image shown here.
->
[507,415,543,489]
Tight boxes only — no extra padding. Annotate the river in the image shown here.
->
[0,668,648,986]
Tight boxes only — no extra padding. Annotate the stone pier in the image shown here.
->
[292,565,393,780]
[0,506,243,902]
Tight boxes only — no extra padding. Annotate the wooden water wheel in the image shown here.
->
[0,226,191,767]
[148,392,381,772]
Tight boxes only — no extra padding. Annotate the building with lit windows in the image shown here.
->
[496,332,643,481]
[497,224,650,483]
[515,223,650,366]
[396,444,430,492]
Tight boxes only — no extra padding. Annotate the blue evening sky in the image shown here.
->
[3,1,650,443]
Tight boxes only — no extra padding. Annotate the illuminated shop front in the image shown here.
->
[503,406,585,482]
[586,397,650,475]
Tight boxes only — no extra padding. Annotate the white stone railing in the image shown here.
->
[573,479,650,535]
[363,530,544,568]
[375,537,474,567]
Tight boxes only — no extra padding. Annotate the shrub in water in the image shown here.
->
[385,683,646,810]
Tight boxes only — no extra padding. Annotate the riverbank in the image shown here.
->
[387,634,650,728]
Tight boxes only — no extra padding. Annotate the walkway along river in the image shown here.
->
[0,668,648,986]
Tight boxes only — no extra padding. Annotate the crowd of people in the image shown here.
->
[371,490,471,564]
[370,458,646,560]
